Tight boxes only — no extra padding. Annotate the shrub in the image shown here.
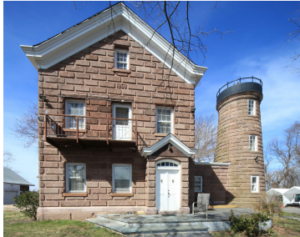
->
[13,191,39,220]
[229,210,271,236]
[254,193,282,216]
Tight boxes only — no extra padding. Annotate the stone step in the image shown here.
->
[87,218,209,235]
[97,214,209,227]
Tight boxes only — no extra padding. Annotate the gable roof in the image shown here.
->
[140,133,197,158]
[20,2,207,85]
[4,167,35,186]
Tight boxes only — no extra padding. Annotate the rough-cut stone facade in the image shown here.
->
[215,92,265,208]
[37,31,197,220]
[190,165,229,206]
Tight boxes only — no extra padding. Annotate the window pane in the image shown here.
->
[250,135,256,151]
[115,107,129,125]
[68,164,85,192]
[66,101,85,129]
[114,166,130,192]
[117,63,127,69]
[248,100,255,115]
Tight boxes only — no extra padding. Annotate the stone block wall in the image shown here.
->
[189,163,229,206]
[215,92,265,208]
[37,30,197,215]
[39,148,146,209]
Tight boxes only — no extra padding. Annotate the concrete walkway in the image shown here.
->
[124,233,213,237]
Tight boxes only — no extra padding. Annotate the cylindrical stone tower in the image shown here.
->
[215,77,265,208]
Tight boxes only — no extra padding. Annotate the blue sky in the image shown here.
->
[3,1,300,189]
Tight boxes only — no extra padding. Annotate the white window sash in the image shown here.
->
[115,50,129,70]
[65,100,86,129]
[251,176,259,193]
[248,100,255,115]
[249,135,257,151]
[156,107,173,134]
[66,163,86,193]
[112,164,132,193]
[194,176,203,192]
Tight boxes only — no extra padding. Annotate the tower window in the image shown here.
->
[249,135,257,151]
[115,50,129,69]
[251,176,259,193]
[248,100,255,115]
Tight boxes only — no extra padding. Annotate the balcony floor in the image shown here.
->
[46,136,136,149]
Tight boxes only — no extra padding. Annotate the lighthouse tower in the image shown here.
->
[215,77,265,208]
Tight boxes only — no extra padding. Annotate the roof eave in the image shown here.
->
[20,2,207,86]
[140,133,197,158]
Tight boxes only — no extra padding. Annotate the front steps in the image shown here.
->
[87,213,231,235]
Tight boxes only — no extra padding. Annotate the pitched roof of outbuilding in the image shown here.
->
[20,2,207,85]
[4,167,35,186]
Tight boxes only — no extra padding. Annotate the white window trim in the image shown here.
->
[112,164,132,193]
[65,99,86,129]
[66,163,86,193]
[249,135,257,151]
[156,106,174,134]
[194,176,203,193]
[248,99,255,116]
[114,49,129,70]
[251,175,259,193]
[112,103,132,140]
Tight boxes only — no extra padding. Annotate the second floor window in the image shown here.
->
[115,50,128,69]
[65,100,85,129]
[248,100,255,115]
[249,135,257,151]
[156,107,173,134]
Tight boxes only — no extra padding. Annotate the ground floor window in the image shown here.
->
[194,176,203,192]
[251,176,259,193]
[112,164,132,193]
[66,163,86,193]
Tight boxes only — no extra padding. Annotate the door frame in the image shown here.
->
[112,103,132,140]
[155,159,181,211]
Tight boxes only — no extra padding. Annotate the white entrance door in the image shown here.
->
[112,104,132,140]
[156,160,180,211]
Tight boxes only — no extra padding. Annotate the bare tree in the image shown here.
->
[287,9,300,73]
[3,151,17,172]
[12,103,38,148]
[194,113,217,162]
[267,120,300,188]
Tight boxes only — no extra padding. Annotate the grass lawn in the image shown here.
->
[4,211,120,237]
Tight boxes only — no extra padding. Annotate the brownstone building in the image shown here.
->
[21,3,265,221]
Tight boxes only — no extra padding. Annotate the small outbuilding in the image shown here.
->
[283,186,300,207]
[3,167,35,204]
[266,188,289,206]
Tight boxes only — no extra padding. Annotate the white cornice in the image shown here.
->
[20,3,207,85]
[195,162,231,166]
[140,133,197,158]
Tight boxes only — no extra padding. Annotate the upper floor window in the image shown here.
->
[115,49,129,69]
[112,164,132,193]
[65,100,85,129]
[194,176,203,192]
[66,163,86,193]
[251,176,259,193]
[248,100,255,115]
[249,135,257,151]
[156,107,173,134]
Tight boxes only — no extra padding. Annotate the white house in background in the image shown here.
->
[267,187,300,207]
[3,167,35,204]
[283,186,300,207]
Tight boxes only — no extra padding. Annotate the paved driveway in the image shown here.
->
[282,207,300,215]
